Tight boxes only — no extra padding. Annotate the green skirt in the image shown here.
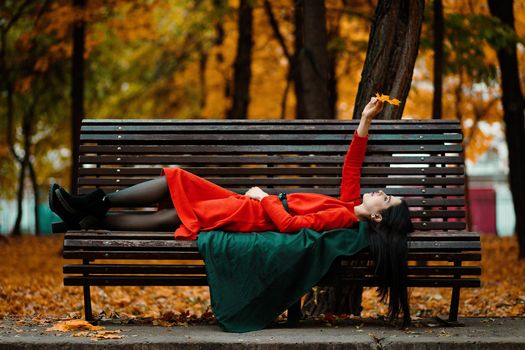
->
[196,221,370,333]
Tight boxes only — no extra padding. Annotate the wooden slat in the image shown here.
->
[62,264,480,276]
[62,250,481,261]
[79,144,463,154]
[324,277,481,288]
[81,124,462,133]
[347,252,482,261]
[63,251,203,260]
[80,134,462,143]
[63,230,479,241]
[77,177,465,187]
[410,210,465,218]
[63,238,479,251]
[74,188,466,207]
[77,166,465,176]
[333,266,481,276]
[64,276,208,286]
[63,264,206,274]
[77,186,465,196]
[83,119,460,124]
[76,208,466,219]
[412,222,467,230]
[78,155,464,165]
[63,275,480,288]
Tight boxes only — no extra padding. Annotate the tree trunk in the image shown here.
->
[71,0,85,195]
[326,7,343,118]
[199,48,208,111]
[227,0,253,119]
[11,159,27,236]
[263,0,293,118]
[299,0,352,318]
[28,157,40,236]
[293,0,306,119]
[296,0,331,119]
[11,109,34,236]
[432,0,443,120]
[488,0,525,258]
[352,0,425,120]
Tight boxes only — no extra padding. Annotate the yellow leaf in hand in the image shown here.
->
[375,92,390,102]
[388,98,401,106]
[375,92,401,106]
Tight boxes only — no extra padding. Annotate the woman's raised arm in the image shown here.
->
[357,97,384,137]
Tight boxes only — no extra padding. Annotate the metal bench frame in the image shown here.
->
[53,119,481,326]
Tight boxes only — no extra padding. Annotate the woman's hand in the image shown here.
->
[361,97,384,121]
[356,96,384,137]
[245,186,270,201]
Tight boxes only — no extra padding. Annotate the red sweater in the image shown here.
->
[159,130,368,240]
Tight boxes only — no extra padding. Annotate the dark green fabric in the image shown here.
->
[196,221,370,333]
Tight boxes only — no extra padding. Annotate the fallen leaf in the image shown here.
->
[46,320,103,332]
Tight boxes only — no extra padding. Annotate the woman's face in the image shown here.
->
[362,190,402,218]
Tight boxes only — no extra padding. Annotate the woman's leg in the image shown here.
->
[98,176,181,230]
[52,175,177,230]
[100,208,182,231]
[104,176,170,207]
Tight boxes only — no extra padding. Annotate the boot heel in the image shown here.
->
[79,215,101,230]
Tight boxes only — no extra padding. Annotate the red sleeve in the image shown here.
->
[340,130,368,202]
[260,195,357,233]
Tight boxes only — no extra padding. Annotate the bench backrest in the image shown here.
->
[76,119,466,232]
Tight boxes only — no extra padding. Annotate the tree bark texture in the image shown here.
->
[227,0,253,119]
[432,0,443,120]
[71,0,85,195]
[296,0,331,119]
[293,0,306,119]
[488,0,525,258]
[353,0,425,120]
[327,7,343,118]
[263,0,292,118]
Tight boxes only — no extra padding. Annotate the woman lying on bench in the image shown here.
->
[49,96,414,327]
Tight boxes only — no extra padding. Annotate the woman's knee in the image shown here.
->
[156,208,182,228]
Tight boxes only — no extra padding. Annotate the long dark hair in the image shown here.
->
[366,199,414,327]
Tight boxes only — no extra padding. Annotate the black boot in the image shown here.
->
[49,184,111,229]
[48,184,81,230]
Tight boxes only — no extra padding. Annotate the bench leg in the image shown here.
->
[435,261,465,327]
[82,258,94,322]
[83,285,93,321]
[449,286,460,322]
[287,299,302,327]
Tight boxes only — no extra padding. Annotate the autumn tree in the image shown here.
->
[227,0,253,119]
[432,0,443,120]
[488,0,525,259]
[295,0,331,119]
[353,0,425,120]
[1,0,47,236]
[71,0,85,195]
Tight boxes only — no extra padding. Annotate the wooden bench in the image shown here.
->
[52,118,481,326]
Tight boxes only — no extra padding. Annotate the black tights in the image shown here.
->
[100,176,182,231]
